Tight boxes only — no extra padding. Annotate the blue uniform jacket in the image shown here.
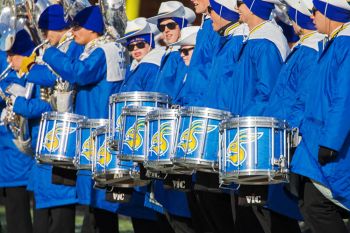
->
[203,23,246,109]
[291,26,350,209]
[175,17,221,106]
[120,62,159,92]
[151,49,185,100]
[0,70,35,188]
[265,32,325,125]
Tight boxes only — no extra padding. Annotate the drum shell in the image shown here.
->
[75,119,109,170]
[36,112,86,166]
[118,106,160,162]
[109,92,170,151]
[145,109,179,172]
[173,107,232,172]
[219,117,290,185]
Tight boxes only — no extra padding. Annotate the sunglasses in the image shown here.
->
[237,0,244,7]
[127,42,146,51]
[207,5,213,14]
[158,22,178,32]
[180,47,194,56]
[312,6,318,15]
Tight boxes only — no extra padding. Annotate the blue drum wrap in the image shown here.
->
[109,92,170,151]
[119,106,159,162]
[219,117,290,185]
[36,112,85,166]
[145,109,179,172]
[76,119,108,170]
[173,107,231,172]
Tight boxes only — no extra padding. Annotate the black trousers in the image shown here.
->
[132,214,176,233]
[299,178,349,233]
[81,206,119,233]
[33,204,75,233]
[189,190,235,233]
[231,193,301,233]
[2,187,32,233]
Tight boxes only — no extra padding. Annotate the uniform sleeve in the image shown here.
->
[243,42,283,115]
[318,55,350,151]
[43,47,106,86]
[13,96,52,119]
[26,64,57,87]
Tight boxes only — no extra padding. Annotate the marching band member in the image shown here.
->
[0,32,34,233]
[263,0,327,230]
[148,1,196,99]
[146,4,198,233]
[190,1,249,232]
[172,25,200,93]
[175,0,221,106]
[119,17,164,92]
[291,1,350,232]
[221,0,303,232]
[265,0,325,129]
[117,17,178,233]
[19,5,84,233]
[41,6,126,232]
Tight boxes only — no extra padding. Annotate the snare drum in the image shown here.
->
[118,106,158,162]
[219,117,290,185]
[75,119,109,170]
[92,125,111,184]
[144,109,179,172]
[173,107,232,172]
[36,112,85,167]
[109,92,170,151]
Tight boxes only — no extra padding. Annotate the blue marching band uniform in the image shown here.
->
[1,0,350,233]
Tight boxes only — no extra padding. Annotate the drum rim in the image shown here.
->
[220,116,288,129]
[146,109,179,121]
[78,118,109,128]
[109,91,171,103]
[93,125,109,136]
[179,106,232,120]
[121,106,160,115]
[43,111,86,122]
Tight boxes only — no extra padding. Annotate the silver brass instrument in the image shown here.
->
[99,0,127,40]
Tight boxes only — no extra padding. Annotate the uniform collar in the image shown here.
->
[218,21,241,36]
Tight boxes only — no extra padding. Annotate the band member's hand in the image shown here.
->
[318,146,337,165]
[19,53,36,77]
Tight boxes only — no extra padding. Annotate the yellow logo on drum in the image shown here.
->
[44,123,76,152]
[81,136,94,161]
[123,119,145,150]
[115,115,122,132]
[178,120,217,154]
[227,129,263,166]
[97,140,112,166]
[150,122,172,156]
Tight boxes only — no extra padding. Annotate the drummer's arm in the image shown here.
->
[43,47,106,86]
[26,64,58,87]
[243,43,283,115]
[13,92,52,119]
[318,59,350,152]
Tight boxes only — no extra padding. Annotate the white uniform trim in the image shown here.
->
[248,21,290,61]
